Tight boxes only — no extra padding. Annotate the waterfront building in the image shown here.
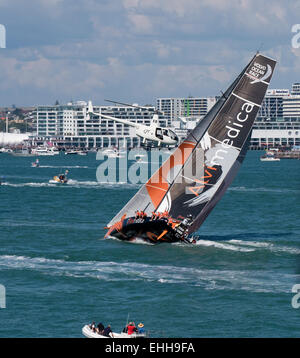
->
[256,89,289,121]
[27,83,300,150]
[156,96,216,123]
[168,85,300,149]
[282,96,300,120]
[250,87,300,148]
[291,82,300,95]
[33,101,167,148]
[251,121,300,148]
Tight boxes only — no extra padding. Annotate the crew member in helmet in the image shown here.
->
[181,214,193,228]
[178,214,194,241]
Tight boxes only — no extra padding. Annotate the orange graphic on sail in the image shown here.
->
[146,140,196,208]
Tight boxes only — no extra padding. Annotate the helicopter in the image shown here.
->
[86,100,179,147]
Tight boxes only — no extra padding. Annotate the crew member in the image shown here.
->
[97,322,105,334]
[103,324,114,338]
[137,323,145,334]
[181,214,193,228]
[127,322,138,335]
[89,322,96,332]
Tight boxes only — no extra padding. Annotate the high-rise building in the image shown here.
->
[256,89,289,121]
[161,85,300,149]
[282,90,300,120]
[250,83,300,148]
[156,97,216,123]
[291,83,300,95]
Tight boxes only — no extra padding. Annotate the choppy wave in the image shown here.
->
[39,165,89,169]
[1,182,56,187]
[0,254,295,293]
[120,236,300,256]
[106,236,155,246]
[229,239,270,248]
[229,186,300,194]
[1,180,141,189]
[193,240,255,252]
[2,181,298,193]
[228,239,300,255]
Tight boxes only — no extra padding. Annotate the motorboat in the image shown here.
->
[49,170,69,184]
[102,147,125,158]
[260,152,280,161]
[82,325,146,339]
[0,148,13,153]
[31,159,40,167]
[65,149,88,155]
[32,146,59,156]
[65,149,78,155]
[260,155,280,161]
[11,148,35,157]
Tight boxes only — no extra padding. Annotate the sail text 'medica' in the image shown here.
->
[210,101,255,166]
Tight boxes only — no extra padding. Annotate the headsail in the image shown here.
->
[107,53,276,236]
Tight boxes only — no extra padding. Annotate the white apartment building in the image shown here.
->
[34,101,167,148]
[156,97,217,123]
[32,83,300,149]
[291,82,300,95]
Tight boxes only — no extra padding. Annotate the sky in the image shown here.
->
[0,0,299,106]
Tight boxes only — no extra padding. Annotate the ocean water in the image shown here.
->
[0,151,299,338]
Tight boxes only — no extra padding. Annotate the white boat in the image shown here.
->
[77,150,88,156]
[260,152,280,161]
[0,148,13,153]
[102,148,125,158]
[65,150,78,155]
[32,147,59,156]
[260,156,280,161]
[82,325,146,339]
[65,149,88,155]
[11,148,35,157]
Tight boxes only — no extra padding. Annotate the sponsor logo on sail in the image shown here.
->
[210,101,255,166]
[248,62,272,84]
[184,100,255,201]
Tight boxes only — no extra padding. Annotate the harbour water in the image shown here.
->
[0,151,299,337]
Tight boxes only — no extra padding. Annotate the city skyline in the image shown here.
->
[0,1,299,106]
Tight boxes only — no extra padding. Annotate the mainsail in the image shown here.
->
[107,53,276,237]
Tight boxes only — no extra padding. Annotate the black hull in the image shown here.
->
[107,217,190,244]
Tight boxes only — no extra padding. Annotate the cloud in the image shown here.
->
[127,13,153,34]
[0,0,299,106]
